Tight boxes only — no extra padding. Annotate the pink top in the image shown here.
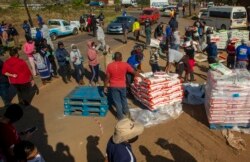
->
[87,41,99,66]
[23,42,35,57]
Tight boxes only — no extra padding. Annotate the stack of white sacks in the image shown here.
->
[209,30,250,49]
[229,30,249,47]
[215,30,228,49]
[131,72,183,111]
[205,69,250,125]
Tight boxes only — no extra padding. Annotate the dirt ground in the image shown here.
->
[2,39,250,162]
[1,13,250,162]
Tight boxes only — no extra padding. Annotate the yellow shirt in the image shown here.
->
[132,21,140,32]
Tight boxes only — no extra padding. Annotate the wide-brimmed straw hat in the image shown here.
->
[112,118,144,144]
[71,44,77,49]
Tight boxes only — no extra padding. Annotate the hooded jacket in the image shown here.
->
[87,41,99,66]
[55,47,69,66]
[23,41,35,57]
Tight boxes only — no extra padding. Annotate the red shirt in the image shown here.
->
[226,44,236,56]
[2,57,32,84]
[0,122,20,161]
[106,61,134,88]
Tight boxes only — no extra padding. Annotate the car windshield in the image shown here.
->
[114,17,128,23]
[167,7,175,10]
[233,12,247,19]
[63,21,70,26]
[48,21,60,26]
[143,10,153,15]
[200,9,207,12]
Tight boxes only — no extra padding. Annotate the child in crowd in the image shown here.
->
[14,140,45,162]
[184,41,195,82]
[149,46,160,73]
[226,39,236,69]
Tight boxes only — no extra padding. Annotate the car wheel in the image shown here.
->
[73,28,78,35]
[50,33,57,41]
[221,24,226,30]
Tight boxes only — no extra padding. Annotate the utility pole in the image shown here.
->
[24,0,34,27]
[189,0,192,16]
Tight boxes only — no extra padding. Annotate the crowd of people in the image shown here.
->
[1,6,250,161]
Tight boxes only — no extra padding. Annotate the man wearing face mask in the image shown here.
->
[2,48,35,106]
[70,44,85,85]
[55,41,72,84]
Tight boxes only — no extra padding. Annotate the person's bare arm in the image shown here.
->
[165,62,173,73]
[4,72,17,78]
[104,73,110,94]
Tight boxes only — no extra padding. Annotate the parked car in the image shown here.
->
[162,5,178,17]
[207,2,214,8]
[139,8,160,24]
[198,8,208,19]
[107,16,136,34]
[48,19,79,40]
[89,1,104,8]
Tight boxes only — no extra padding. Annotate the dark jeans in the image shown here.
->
[146,33,151,45]
[0,83,10,106]
[48,56,58,76]
[92,26,96,37]
[59,64,71,83]
[110,87,129,120]
[134,30,140,41]
[150,63,160,73]
[13,82,32,104]
[73,64,84,83]
[126,73,134,87]
[227,55,235,69]
[89,64,99,83]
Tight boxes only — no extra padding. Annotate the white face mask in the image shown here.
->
[92,46,95,49]
[73,49,77,52]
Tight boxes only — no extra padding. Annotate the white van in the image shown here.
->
[202,6,248,30]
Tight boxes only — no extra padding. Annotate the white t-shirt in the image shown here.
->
[168,49,184,63]
[70,49,83,65]
[27,154,45,162]
[41,25,50,39]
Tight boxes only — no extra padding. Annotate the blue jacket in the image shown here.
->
[236,44,250,61]
[127,54,140,70]
[36,30,43,41]
[106,138,136,162]
[165,26,172,38]
[22,23,31,34]
[55,48,69,66]
[205,43,217,58]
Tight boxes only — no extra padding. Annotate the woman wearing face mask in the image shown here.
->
[87,41,100,86]
[70,44,85,85]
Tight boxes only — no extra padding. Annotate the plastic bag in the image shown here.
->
[130,102,183,127]
[183,83,205,105]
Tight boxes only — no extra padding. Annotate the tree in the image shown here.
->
[24,0,33,27]
[189,0,191,16]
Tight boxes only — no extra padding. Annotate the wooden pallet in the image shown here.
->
[209,123,250,129]
[64,86,108,117]
[64,104,108,117]
[64,86,108,105]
